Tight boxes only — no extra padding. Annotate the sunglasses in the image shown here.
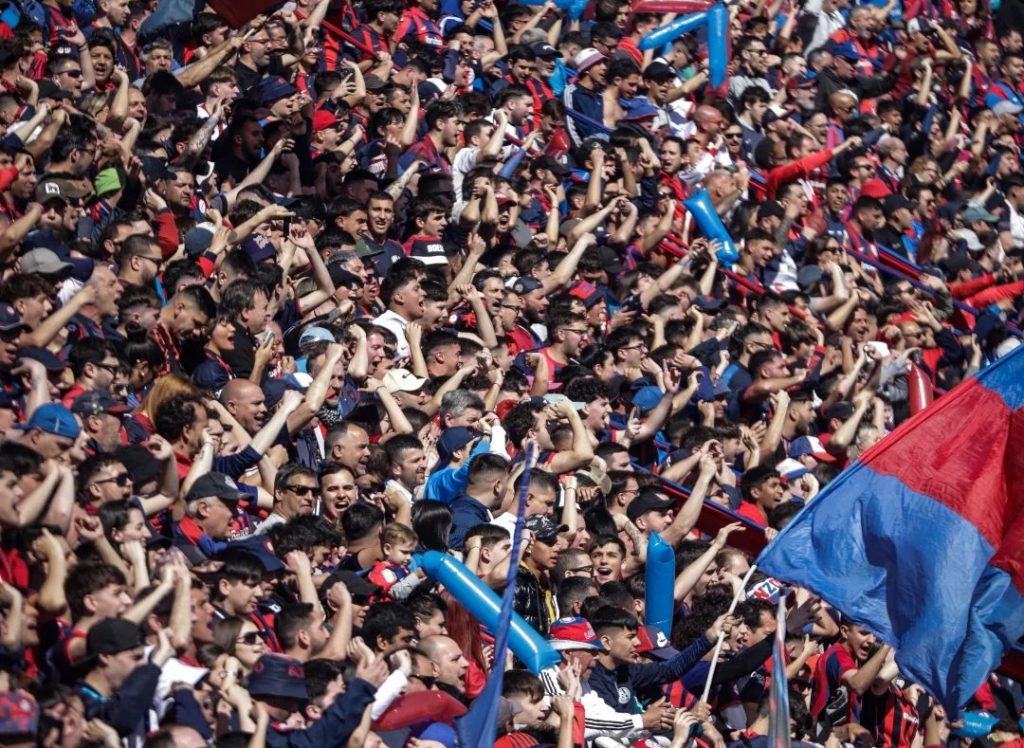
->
[285,485,316,496]
[236,631,265,645]
[94,472,131,487]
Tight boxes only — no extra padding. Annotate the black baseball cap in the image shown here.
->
[626,491,675,522]
[86,618,145,656]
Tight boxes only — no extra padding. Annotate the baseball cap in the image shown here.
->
[258,76,297,105]
[22,403,80,440]
[262,377,304,411]
[312,109,339,133]
[568,280,603,308]
[531,42,558,59]
[626,490,674,522]
[759,200,786,221]
[86,617,145,656]
[242,234,276,263]
[829,41,860,62]
[185,472,248,505]
[17,346,66,372]
[533,154,569,177]
[71,391,129,418]
[961,205,999,224]
[630,385,664,415]
[224,534,284,573]
[19,248,72,276]
[692,295,725,312]
[511,277,542,295]
[434,426,477,472]
[776,457,809,482]
[575,47,606,73]
[859,178,891,199]
[354,239,384,258]
[549,617,604,651]
[622,98,659,121]
[591,244,623,275]
[248,655,310,702]
[383,368,427,393]
[363,74,387,91]
[298,326,335,350]
[524,514,569,542]
[35,176,89,203]
[636,625,680,660]
[789,435,836,463]
[494,192,514,207]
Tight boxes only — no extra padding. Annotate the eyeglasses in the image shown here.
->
[570,565,594,574]
[285,485,317,496]
[501,304,525,312]
[236,631,265,645]
[95,362,121,374]
[135,254,163,264]
[619,343,647,351]
[562,328,588,336]
[93,472,131,487]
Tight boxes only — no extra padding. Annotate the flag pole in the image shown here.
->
[700,564,758,704]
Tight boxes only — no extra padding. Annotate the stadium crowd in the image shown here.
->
[0,0,1021,743]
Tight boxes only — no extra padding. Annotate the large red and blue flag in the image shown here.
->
[757,345,1024,714]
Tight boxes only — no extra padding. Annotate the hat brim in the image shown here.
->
[549,639,603,651]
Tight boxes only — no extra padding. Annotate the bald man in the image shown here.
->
[419,635,470,696]
[220,379,268,434]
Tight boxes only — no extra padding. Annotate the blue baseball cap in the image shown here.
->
[631,385,664,415]
[22,403,80,440]
[248,655,309,701]
[258,76,297,105]
[224,534,284,573]
[433,427,476,473]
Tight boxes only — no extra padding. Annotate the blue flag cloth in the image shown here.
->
[455,444,535,747]
[757,345,1024,715]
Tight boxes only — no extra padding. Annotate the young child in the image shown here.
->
[367,522,425,600]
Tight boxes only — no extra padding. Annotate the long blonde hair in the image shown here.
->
[138,374,201,423]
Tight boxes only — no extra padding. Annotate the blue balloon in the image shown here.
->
[683,190,739,265]
[418,551,561,674]
[952,712,998,739]
[707,3,728,89]
[645,532,675,635]
[638,11,708,51]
